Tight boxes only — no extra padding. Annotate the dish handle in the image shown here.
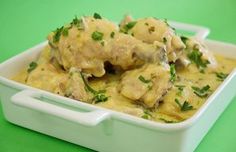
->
[11,89,111,127]
[169,21,210,40]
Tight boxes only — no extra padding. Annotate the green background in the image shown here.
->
[0,0,236,151]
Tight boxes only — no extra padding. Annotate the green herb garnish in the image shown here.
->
[170,64,176,82]
[188,49,210,71]
[175,85,185,96]
[125,21,137,29]
[180,36,188,44]
[62,27,69,36]
[215,72,228,81]
[92,31,104,41]
[163,37,167,43]
[141,110,152,119]
[159,118,175,123]
[80,72,108,103]
[71,16,84,30]
[27,62,38,73]
[110,31,115,38]
[53,26,63,42]
[138,75,151,83]
[120,21,137,34]
[191,85,211,98]
[93,13,102,19]
[175,98,193,111]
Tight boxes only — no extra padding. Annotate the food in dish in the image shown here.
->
[13,13,236,123]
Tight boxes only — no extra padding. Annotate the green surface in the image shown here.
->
[0,0,236,151]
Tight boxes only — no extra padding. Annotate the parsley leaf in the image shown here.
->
[53,26,64,42]
[27,62,38,73]
[71,16,84,30]
[187,49,210,71]
[175,85,185,96]
[175,98,193,111]
[93,13,102,19]
[141,110,152,119]
[180,36,188,44]
[62,27,69,36]
[191,85,211,98]
[138,75,151,83]
[110,31,115,38]
[92,31,104,41]
[120,21,137,34]
[80,72,108,103]
[215,72,228,81]
[159,118,175,123]
[170,64,176,82]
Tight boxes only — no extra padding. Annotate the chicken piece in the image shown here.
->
[120,16,186,62]
[65,67,92,102]
[26,62,68,95]
[177,37,217,69]
[118,64,171,108]
[107,33,168,70]
[48,16,119,77]
[48,16,169,77]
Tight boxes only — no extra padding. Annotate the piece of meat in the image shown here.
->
[26,62,68,95]
[119,16,186,62]
[48,16,119,77]
[48,16,169,77]
[64,67,92,102]
[107,34,168,70]
[177,38,217,69]
[118,64,171,108]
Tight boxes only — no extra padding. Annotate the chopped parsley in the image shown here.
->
[71,16,84,30]
[125,21,137,29]
[53,26,70,42]
[180,36,188,44]
[110,31,115,38]
[27,62,38,73]
[62,27,69,36]
[141,109,152,119]
[175,98,193,111]
[170,64,176,82]
[93,13,102,19]
[163,37,167,43]
[53,26,63,42]
[80,72,108,103]
[187,49,210,71]
[120,21,137,34]
[215,72,228,81]
[92,31,104,41]
[138,75,153,90]
[138,75,151,83]
[159,118,175,123]
[191,85,211,98]
[175,85,185,96]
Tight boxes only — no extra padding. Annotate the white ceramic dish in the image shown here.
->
[0,21,236,152]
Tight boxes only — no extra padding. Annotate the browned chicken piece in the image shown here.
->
[120,16,186,62]
[118,64,171,108]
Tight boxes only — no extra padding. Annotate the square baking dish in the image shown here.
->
[0,21,236,152]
